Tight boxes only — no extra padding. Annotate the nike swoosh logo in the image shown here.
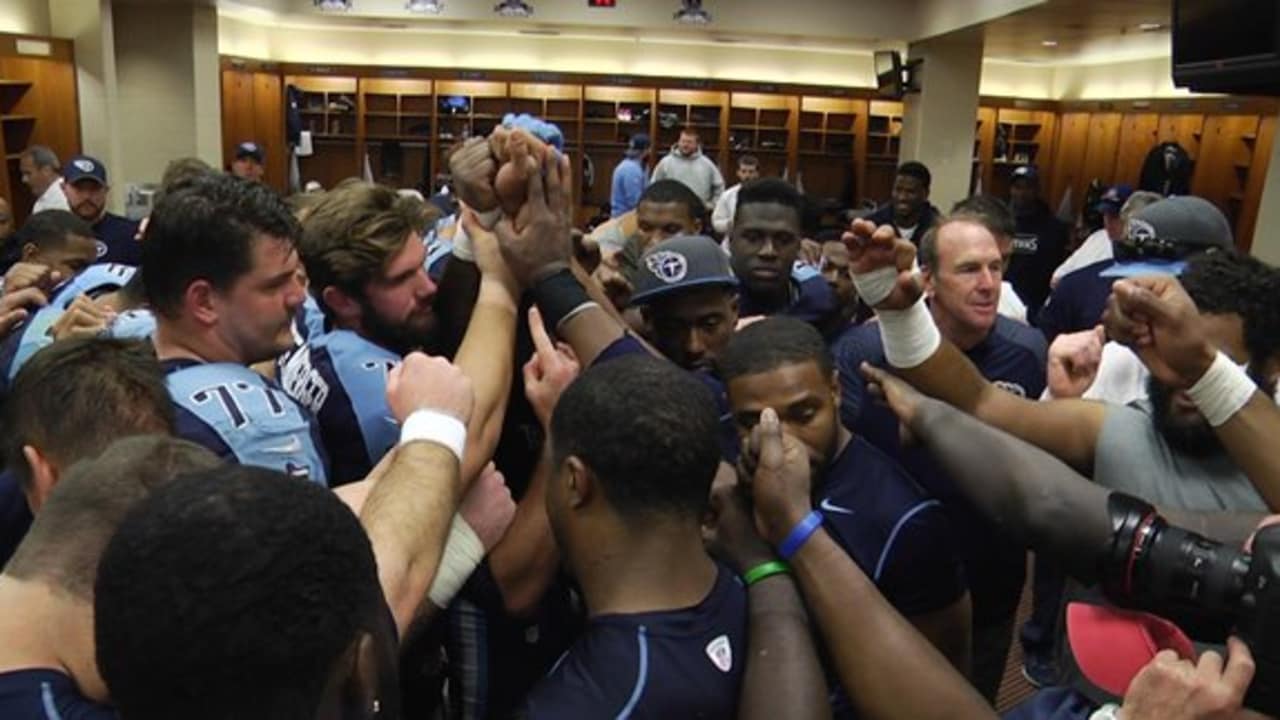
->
[264,437,303,455]
[819,498,855,516]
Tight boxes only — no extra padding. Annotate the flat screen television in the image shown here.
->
[1173,0,1280,94]
[874,50,903,99]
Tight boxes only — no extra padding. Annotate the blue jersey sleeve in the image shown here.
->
[167,363,329,486]
[874,499,968,616]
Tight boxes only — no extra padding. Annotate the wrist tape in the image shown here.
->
[878,297,942,369]
[428,514,486,608]
[1186,351,1256,427]
[399,409,467,463]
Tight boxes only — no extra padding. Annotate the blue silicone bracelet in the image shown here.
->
[778,510,824,560]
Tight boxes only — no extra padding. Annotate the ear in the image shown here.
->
[829,369,842,410]
[727,294,740,322]
[334,632,382,720]
[184,279,219,326]
[921,267,936,297]
[692,217,703,234]
[321,285,364,328]
[22,445,58,513]
[565,456,594,510]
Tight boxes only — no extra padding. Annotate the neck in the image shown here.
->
[896,208,923,227]
[0,576,109,702]
[749,283,790,314]
[930,301,988,351]
[572,518,717,617]
[153,320,241,364]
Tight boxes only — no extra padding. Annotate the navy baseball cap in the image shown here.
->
[1096,184,1132,215]
[64,155,107,186]
[235,141,264,162]
[631,234,738,305]
[1011,165,1039,184]
[628,133,651,153]
[1102,195,1234,279]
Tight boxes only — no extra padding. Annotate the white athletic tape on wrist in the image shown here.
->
[851,266,899,307]
[451,221,476,262]
[878,297,942,369]
[1186,351,1256,427]
[428,514,486,608]
[399,409,467,463]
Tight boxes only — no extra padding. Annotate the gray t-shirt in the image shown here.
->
[1094,400,1267,512]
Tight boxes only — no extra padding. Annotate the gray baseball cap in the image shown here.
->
[1103,195,1234,278]
[631,234,738,305]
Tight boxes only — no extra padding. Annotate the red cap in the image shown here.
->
[1066,602,1196,696]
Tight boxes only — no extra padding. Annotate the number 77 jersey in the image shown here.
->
[163,359,330,486]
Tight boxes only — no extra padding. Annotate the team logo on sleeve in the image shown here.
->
[644,251,688,284]
[993,380,1027,398]
[705,634,733,673]
[95,240,108,258]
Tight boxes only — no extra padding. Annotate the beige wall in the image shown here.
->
[1052,56,1197,100]
[0,0,50,36]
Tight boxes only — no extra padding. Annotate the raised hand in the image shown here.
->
[494,145,573,287]
[1105,275,1217,388]
[1047,326,1106,399]
[842,218,922,311]
[386,352,475,425]
[0,286,47,338]
[859,362,928,438]
[744,408,815,546]
[522,306,580,427]
[449,137,499,215]
[459,462,517,552]
[51,294,115,341]
[4,262,60,298]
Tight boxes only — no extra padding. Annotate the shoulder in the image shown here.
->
[991,316,1047,360]
[823,437,930,517]
[0,668,117,720]
[526,624,648,720]
[833,322,884,359]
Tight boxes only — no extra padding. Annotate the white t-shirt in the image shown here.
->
[712,183,742,236]
[1051,228,1113,287]
[32,178,70,214]
[898,224,919,242]
[998,281,1028,323]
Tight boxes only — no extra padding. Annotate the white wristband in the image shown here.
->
[878,296,942,369]
[428,514,486,608]
[852,266,899,307]
[451,220,475,262]
[400,409,467,463]
[1186,351,1256,427]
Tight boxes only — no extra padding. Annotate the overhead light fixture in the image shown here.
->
[314,0,352,10]
[1041,40,1058,47]
[1138,22,1164,31]
[674,0,711,25]
[494,0,533,17]
[406,0,443,13]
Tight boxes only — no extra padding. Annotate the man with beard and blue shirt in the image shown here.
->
[61,155,142,266]
[720,317,971,717]
[728,178,836,333]
[833,213,1045,702]
[141,173,329,484]
[525,355,747,719]
[1037,194,1215,344]
[1005,165,1069,319]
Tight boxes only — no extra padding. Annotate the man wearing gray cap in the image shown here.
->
[631,233,739,373]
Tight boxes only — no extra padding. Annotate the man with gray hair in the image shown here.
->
[18,145,69,215]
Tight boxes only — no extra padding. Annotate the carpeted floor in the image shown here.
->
[994,554,1040,714]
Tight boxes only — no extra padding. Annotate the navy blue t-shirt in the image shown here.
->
[0,668,116,719]
[1036,258,1115,344]
[833,316,1046,625]
[0,470,31,569]
[91,214,141,267]
[738,265,836,330]
[525,564,746,720]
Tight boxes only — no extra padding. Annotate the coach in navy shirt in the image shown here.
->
[525,356,746,719]
[728,178,836,333]
[61,155,141,266]
[834,213,1045,701]
[722,317,969,717]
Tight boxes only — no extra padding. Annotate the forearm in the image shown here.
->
[486,452,560,616]
[434,258,481,353]
[453,274,518,484]
[739,575,831,720]
[361,441,462,638]
[911,398,1111,582]
[790,529,996,720]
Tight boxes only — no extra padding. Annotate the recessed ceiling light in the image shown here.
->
[674,0,711,25]
[1041,40,1058,47]
[1138,22,1164,31]
[314,0,352,11]
[494,0,533,17]
[406,0,443,13]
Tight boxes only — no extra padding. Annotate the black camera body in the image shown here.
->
[1099,492,1280,714]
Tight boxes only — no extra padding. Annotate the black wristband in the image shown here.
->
[532,267,593,331]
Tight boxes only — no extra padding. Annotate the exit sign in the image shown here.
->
[588,0,616,7]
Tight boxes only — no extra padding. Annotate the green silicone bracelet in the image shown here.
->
[742,560,790,586]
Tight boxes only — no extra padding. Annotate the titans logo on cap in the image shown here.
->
[645,250,689,284]
[74,159,96,173]
[1127,217,1156,243]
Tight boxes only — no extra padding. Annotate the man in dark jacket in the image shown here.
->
[866,161,941,245]
[1005,165,1068,320]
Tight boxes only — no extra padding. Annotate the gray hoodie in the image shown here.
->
[649,144,725,207]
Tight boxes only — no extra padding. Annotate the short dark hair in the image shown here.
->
[737,155,760,169]
[639,179,706,227]
[142,173,298,319]
[3,337,175,490]
[735,178,804,224]
[1180,251,1280,372]
[4,436,220,598]
[719,316,833,383]
[18,209,94,253]
[96,466,383,720]
[158,157,215,198]
[951,194,1016,239]
[897,161,932,189]
[550,355,720,522]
